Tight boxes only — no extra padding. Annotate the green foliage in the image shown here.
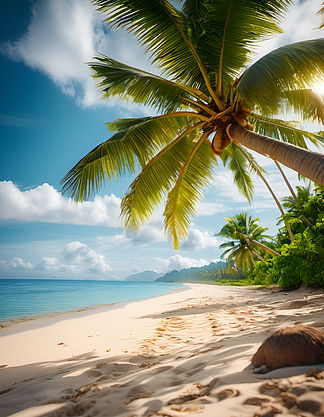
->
[249,188,324,288]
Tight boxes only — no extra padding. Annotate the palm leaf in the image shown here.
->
[317,2,324,29]
[218,241,236,249]
[200,0,288,93]
[236,145,268,176]
[238,39,324,113]
[90,54,209,113]
[182,0,290,92]
[163,132,218,249]
[250,113,324,148]
[120,122,205,231]
[282,89,324,125]
[61,115,193,201]
[219,246,239,260]
[92,0,218,102]
[220,142,254,203]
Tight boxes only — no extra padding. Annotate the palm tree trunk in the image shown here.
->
[273,160,313,228]
[256,170,295,242]
[250,239,279,257]
[246,244,266,264]
[239,147,294,241]
[227,123,324,186]
[273,160,298,199]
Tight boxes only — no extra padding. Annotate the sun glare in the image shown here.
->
[313,83,324,97]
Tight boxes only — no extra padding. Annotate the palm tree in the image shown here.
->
[281,183,314,230]
[62,0,324,249]
[215,212,278,275]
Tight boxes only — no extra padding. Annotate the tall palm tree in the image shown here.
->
[215,212,278,275]
[62,0,324,249]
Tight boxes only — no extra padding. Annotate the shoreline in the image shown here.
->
[0,283,323,417]
[0,282,188,331]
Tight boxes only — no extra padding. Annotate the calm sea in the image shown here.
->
[0,279,185,322]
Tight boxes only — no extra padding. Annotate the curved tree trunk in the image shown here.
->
[273,160,298,201]
[246,244,266,264]
[240,147,294,241]
[227,123,324,186]
[274,160,313,228]
[257,170,295,242]
[251,239,279,257]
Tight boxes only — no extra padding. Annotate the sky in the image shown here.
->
[1,0,324,280]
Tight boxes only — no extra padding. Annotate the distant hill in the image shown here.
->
[155,261,246,283]
[125,271,165,281]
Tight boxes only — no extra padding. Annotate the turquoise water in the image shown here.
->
[0,279,185,322]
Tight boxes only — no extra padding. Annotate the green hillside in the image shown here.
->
[155,261,246,283]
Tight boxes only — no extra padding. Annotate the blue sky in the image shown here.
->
[1,0,324,280]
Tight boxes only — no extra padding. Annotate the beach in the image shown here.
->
[0,283,324,417]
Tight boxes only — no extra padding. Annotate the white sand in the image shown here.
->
[0,283,323,417]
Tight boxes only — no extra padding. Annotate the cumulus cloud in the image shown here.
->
[1,241,111,275]
[35,256,76,272]
[156,254,209,272]
[63,241,111,273]
[0,0,154,107]
[2,257,34,270]
[98,218,167,247]
[212,160,303,212]
[196,201,228,216]
[180,228,220,251]
[0,181,122,227]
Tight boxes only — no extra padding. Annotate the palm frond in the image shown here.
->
[220,142,254,203]
[163,133,218,249]
[238,39,324,113]
[182,0,290,92]
[250,112,324,148]
[218,241,236,249]
[92,0,213,95]
[90,54,207,113]
[282,89,324,125]
[120,123,204,231]
[61,115,192,201]
[219,246,239,260]
[237,145,268,176]
[317,1,324,29]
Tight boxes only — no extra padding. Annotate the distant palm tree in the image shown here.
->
[62,0,324,249]
[216,212,278,275]
[281,183,314,230]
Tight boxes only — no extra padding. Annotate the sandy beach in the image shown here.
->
[0,283,324,417]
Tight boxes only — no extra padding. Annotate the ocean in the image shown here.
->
[0,279,185,322]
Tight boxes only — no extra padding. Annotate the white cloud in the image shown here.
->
[212,160,304,213]
[0,0,155,108]
[0,181,122,227]
[98,218,167,247]
[213,172,249,203]
[36,256,76,272]
[156,254,209,272]
[63,241,111,273]
[252,0,323,62]
[196,201,227,216]
[2,257,34,270]
[180,228,220,251]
